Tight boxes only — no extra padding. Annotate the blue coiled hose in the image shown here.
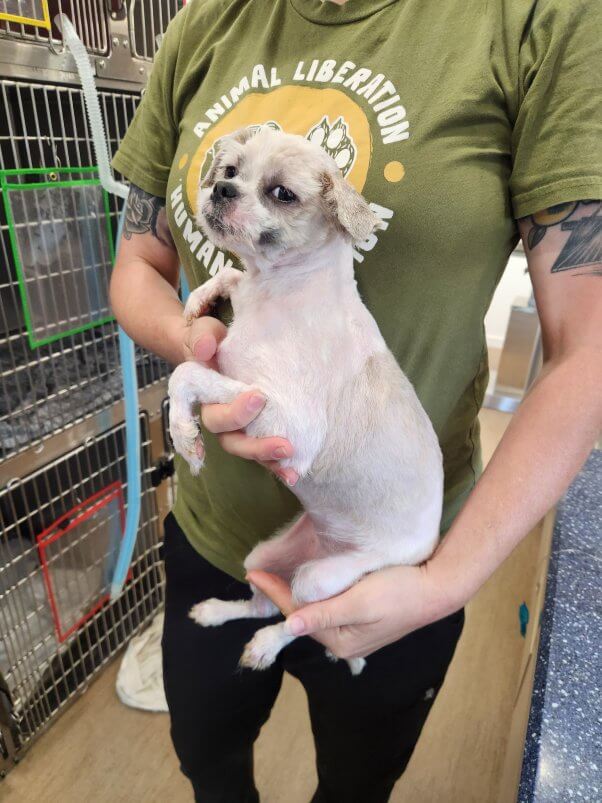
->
[110,205,142,599]
[57,14,141,600]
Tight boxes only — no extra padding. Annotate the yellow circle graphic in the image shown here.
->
[186,86,373,213]
[178,153,189,170]
[384,161,404,182]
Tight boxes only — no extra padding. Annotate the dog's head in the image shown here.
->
[196,127,380,265]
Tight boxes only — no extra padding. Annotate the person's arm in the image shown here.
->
[249,200,602,656]
[110,183,296,481]
[110,184,189,365]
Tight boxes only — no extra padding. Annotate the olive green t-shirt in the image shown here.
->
[113,0,601,581]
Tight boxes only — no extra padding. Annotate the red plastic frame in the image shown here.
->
[36,482,128,642]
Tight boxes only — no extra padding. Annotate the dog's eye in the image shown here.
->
[270,186,297,203]
[224,165,237,179]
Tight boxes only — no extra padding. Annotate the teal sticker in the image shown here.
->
[519,602,529,637]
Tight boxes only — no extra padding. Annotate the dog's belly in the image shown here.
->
[219,329,442,537]
[216,303,443,561]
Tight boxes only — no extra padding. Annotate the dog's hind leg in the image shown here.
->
[189,586,277,627]
[190,514,321,628]
[325,650,367,676]
[291,550,387,605]
[239,623,367,675]
[240,622,295,671]
[243,513,322,579]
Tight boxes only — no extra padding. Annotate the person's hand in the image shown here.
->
[181,315,298,485]
[247,560,459,659]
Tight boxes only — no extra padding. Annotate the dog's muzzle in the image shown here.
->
[211,180,239,204]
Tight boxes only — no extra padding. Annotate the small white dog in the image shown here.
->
[168,127,443,674]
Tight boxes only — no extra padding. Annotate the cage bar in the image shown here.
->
[130,0,179,60]
[0,2,182,772]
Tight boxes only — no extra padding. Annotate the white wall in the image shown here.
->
[485,251,533,350]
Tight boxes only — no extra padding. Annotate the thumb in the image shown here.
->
[188,316,227,362]
[247,570,351,636]
[246,570,294,615]
[284,597,350,637]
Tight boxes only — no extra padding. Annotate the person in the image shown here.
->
[110,0,602,800]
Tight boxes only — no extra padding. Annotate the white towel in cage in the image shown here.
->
[116,612,167,713]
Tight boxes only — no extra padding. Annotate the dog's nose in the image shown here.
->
[212,181,239,201]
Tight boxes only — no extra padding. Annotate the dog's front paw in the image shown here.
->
[168,366,205,475]
[168,408,204,475]
[183,285,214,324]
[189,598,232,627]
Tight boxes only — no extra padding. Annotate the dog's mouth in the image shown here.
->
[202,206,237,238]
[202,206,279,251]
[204,209,226,232]
[258,228,280,247]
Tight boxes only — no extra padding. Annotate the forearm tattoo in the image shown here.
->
[521,200,602,277]
[123,183,175,249]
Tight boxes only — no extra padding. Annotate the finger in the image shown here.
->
[261,460,299,486]
[246,570,295,615]
[247,571,352,656]
[248,572,350,638]
[201,391,267,433]
[218,430,294,463]
[187,316,227,362]
[283,596,356,637]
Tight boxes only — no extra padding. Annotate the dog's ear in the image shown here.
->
[201,128,258,188]
[228,126,257,146]
[201,145,224,189]
[321,172,381,242]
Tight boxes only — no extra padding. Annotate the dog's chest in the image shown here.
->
[218,283,353,387]
[218,310,328,461]
[217,288,366,474]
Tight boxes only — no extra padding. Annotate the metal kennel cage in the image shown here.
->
[0,0,178,59]
[0,415,163,751]
[0,0,181,89]
[0,78,169,461]
[1,0,109,55]
[0,0,181,777]
[129,0,180,61]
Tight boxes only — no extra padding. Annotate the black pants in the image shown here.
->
[161,513,464,803]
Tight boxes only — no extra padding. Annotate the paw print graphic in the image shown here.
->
[306,116,356,176]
